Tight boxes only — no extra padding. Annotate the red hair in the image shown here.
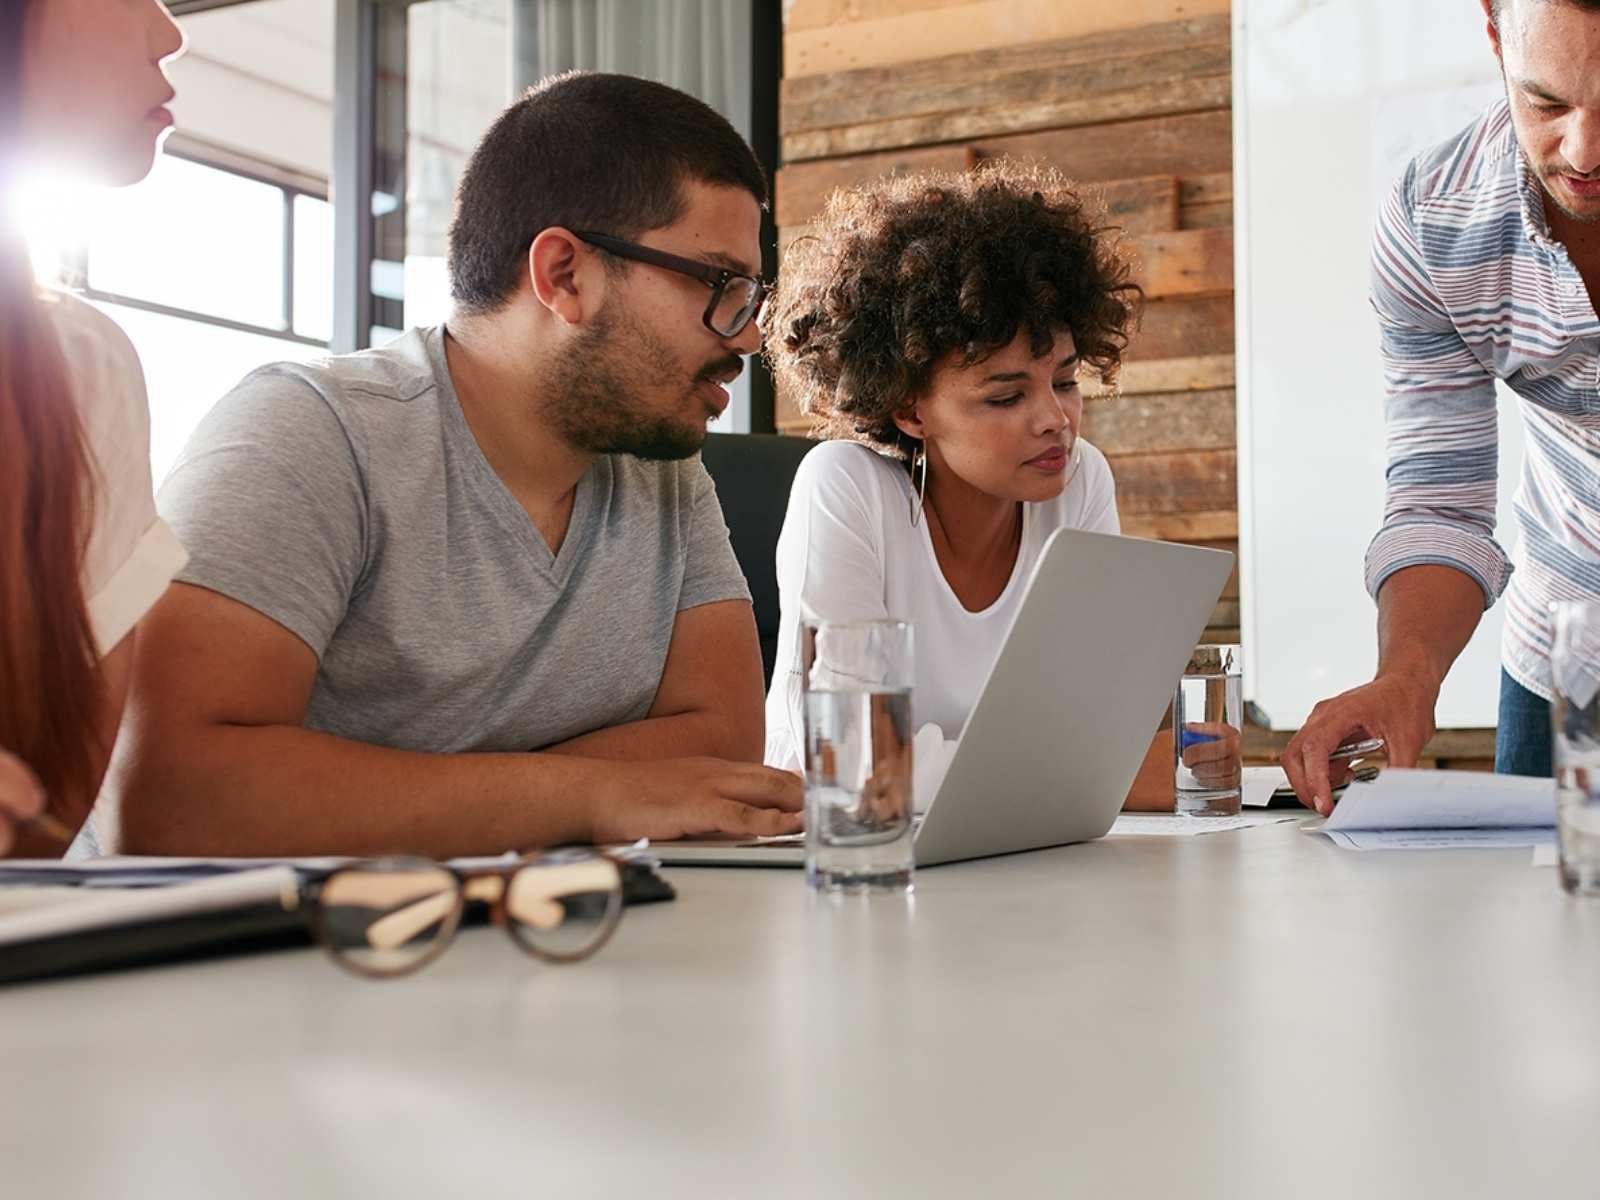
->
[1,0,105,827]
[0,237,104,824]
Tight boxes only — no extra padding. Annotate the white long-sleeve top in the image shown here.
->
[764,438,1119,770]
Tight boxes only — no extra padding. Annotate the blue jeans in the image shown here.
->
[1495,668,1552,778]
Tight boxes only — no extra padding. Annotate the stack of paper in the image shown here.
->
[0,866,308,985]
[1315,769,1555,850]
[0,867,303,943]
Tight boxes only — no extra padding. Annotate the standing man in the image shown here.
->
[1285,0,1600,811]
[105,72,802,857]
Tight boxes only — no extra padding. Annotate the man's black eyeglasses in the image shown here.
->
[574,231,769,338]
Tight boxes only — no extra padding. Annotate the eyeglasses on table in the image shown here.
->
[307,849,625,978]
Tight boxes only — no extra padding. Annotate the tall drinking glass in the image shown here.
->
[800,619,915,893]
[1173,644,1243,816]
[1550,601,1600,895]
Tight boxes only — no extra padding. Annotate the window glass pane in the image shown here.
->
[87,155,286,330]
[397,1,510,329]
[92,300,324,485]
[293,194,333,342]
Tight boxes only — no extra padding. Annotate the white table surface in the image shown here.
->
[3,819,1597,1199]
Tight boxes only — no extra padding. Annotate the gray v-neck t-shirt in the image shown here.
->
[157,325,750,753]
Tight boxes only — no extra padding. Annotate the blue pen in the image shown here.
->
[1178,727,1222,752]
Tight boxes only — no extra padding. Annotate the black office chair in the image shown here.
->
[700,432,818,689]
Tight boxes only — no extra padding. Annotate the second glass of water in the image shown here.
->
[800,619,914,894]
[1551,601,1600,896]
[1173,643,1243,816]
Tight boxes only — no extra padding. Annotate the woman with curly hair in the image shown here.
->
[763,160,1174,808]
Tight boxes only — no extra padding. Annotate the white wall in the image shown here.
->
[167,0,336,180]
[1235,0,1521,730]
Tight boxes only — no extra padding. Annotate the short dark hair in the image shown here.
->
[448,71,767,314]
[767,160,1141,457]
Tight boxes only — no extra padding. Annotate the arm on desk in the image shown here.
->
[103,584,800,859]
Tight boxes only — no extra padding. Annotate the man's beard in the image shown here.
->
[1539,163,1600,225]
[544,298,742,461]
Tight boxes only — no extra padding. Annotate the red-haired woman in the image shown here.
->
[0,0,189,857]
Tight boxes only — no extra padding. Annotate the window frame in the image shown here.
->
[72,136,332,351]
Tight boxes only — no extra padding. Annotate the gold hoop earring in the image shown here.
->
[909,444,929,527]
[1061,438,1084,489]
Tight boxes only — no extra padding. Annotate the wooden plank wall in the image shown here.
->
[776,1,1240,642]
[775,0,1496,767]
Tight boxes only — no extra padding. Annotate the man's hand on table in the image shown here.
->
[1282,672,1436,816]
[590,758,804,843]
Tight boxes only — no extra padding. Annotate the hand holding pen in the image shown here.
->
[0,750,71,857]
[1281,667,1431,815]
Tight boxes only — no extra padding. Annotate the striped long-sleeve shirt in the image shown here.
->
[1367,100,1600,702]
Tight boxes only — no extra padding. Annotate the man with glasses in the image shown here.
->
[103,72,800,858]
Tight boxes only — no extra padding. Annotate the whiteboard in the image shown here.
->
[1234,0,1522,730]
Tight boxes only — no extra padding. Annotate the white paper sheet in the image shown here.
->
[0,866,301,946]
[1,854,354,884]
[1242,766,1290,808]
[1,844,661,890]
[1110,812,1302,837]
[1318,827,1556,851]
[1307,769,1556,850]
[0,886,101,917]
[913,724,959,813]
[1322,769,1555,832]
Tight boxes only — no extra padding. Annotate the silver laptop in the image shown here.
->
[655,529,1234,868]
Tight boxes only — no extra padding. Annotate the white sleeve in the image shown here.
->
[49,295,188,656]
[85,520,188,658]
[1077,441,1121,536]
[764,444,895,769]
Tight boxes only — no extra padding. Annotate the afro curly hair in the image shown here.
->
[766,159,1141,459]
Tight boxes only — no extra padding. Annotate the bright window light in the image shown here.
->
[87,155,287,330]
[7,171,99,285]
[6,150,332,483]
[292,194,333,342]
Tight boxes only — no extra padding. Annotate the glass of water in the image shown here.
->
[1173,643,1243,816]
[1550,602,1600,895]
[800,619,914,893]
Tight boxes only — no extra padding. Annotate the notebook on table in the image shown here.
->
[0,851,674,985]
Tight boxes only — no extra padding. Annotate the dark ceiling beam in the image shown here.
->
[165,0,263,16]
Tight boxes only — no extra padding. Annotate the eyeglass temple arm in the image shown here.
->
[363,889,464,952]
[359,861,618,949]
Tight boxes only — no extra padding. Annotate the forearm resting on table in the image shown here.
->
[542,706,761,763]
[1123,731,1175,812]
[109,723,613,859]
[1375,564,1485,689]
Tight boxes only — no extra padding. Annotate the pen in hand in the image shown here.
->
[1328,736,1385,763]
[19,809,74,847]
